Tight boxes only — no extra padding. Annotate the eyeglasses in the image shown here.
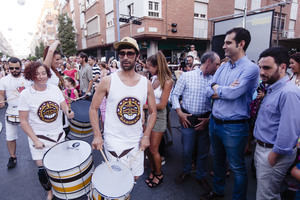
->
[118,51,136,58]
[9,67,20,71]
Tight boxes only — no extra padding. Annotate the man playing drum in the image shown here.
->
[90,37,157,180]
[0,57,31,169]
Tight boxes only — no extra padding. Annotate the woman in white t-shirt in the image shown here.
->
[144,51,173,188]
[19,62,74,200]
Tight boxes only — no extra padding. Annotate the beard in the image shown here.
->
[11,71,21,77]
[261,68,280,85]
[121,61,135,71]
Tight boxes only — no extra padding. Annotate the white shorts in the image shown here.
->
[104,144,144,177]
[5,118,20,141]
[28,132,65,161]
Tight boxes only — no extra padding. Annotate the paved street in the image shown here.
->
[0,106,258,200]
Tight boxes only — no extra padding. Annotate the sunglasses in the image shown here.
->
[9,67,21,70]
[118,51,136,58]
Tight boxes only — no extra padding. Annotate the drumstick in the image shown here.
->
[100,149,113,172]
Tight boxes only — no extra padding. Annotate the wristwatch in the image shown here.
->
[211,82,217,88]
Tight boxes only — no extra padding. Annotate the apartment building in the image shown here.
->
[30,0,60,56]
[60,0,299,61]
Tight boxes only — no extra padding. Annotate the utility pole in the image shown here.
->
[116,0,120,42]
[242,0,248,28]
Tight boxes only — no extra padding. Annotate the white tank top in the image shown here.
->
[151,75,162,104]
[104,72,148,150]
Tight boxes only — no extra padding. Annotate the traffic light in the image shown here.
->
[119,17,130,23]
[132,20,142,25]
[171,23,177,33]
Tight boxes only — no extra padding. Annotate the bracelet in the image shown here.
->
[142,135,149,138]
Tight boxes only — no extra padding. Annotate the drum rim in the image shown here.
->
[92,161,134,199]
[43,140,92,172]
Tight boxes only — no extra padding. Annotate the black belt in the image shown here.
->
[181,108,211,118]
[212,115,249,124]
[256,139,273,148]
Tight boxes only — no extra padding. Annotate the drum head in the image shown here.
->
[71,100,91,123]
[92,161,134,198]
[43,140,91,171]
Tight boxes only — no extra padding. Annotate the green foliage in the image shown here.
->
[27,55,38,61]
[58,13,77,57]
[35,46,40,58]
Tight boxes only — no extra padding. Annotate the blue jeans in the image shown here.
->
[181,126,210,180]
[209,117,249,200]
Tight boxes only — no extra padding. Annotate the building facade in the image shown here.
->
[59,0,299,61]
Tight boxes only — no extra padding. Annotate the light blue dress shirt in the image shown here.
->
[172,69,212,115]
[254,75,300,155]
[207,56,260,120]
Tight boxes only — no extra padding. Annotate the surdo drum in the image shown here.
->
[91,161,134,200]
[43,140,94,199]
[69,100,93,138]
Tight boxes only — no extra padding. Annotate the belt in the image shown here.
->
[36,132,64,143]
[212,115,249,124]
[181,108,211,118]
[256,139,273,148]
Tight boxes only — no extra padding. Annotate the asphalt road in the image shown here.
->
[0,106,259,200]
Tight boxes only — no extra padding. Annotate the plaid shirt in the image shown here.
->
[172,69,213,115]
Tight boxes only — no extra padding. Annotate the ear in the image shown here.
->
[239,40,245,49]
[279,63,287,72]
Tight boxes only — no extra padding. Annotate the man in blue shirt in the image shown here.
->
[203,28,260,200]
[172,52,220,194]
[254,47,300,200]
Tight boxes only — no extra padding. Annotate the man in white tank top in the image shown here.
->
[90,37,157,180]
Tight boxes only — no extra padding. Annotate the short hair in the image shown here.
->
[89,56,96,61]
[24,61,51,81]
[79,52,88,62]
[200,51,218,64]
[8,57,22,66]
[259,47,289,67]
[117,44,139,55]
[290,52,300,64]
[226,27,251,51]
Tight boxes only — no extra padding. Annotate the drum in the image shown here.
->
[43,140,94,199]
[69,100,93,138]
[6,115,20,125]
[91,161,134,200]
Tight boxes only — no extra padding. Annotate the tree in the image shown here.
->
[58,13,77,57]
[35,46,40,58]
[39,41,45,59]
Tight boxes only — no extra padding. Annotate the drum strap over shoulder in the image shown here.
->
[109,147,134,159]
[36,132,63,143]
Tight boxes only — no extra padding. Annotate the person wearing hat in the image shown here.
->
[89,37,157,180]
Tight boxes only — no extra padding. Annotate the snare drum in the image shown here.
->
[91,161,134,200]
[43,140,94,199]
[69,100,93,138]
[6,115,20,125]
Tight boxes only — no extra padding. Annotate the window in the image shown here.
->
[86,0,97,8]
[87,16,100,36]
[148,1,160,18]
[273,12,286,31]
[106,12,114,28]
[194,1,207,19]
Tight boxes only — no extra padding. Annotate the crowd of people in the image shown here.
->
[0,27,300,200]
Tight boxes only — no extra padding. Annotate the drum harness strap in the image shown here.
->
[108,147,134,159]
[36,132,64,143]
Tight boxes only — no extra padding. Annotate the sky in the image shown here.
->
[0,0,45,57]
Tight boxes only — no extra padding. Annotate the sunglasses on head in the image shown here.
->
[9,67,20,70]
[118,51,136,58]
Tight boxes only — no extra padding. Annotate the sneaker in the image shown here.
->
[7,157,17,169]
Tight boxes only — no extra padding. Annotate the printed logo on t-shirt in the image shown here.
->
[37,101,59,123]
[116,97,141,125]
[17,86,25,93]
